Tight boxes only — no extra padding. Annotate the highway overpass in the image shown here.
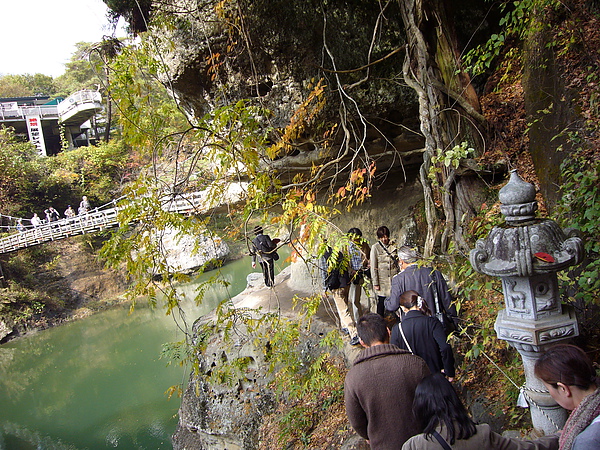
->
[0,90,103,155]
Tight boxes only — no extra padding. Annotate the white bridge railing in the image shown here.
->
[0,192,211,255]
[0,209,120,254]
[57,90,102,124]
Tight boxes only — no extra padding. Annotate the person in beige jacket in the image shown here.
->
[370,226,400,316]
[403,373,558,450]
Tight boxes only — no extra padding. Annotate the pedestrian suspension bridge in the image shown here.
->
[0,192,209,255]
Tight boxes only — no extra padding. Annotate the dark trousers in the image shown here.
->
[376,295,387,317]
[259,259,275,287]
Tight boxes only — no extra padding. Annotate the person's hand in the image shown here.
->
[374,285,380,291]
[441,370,454,382]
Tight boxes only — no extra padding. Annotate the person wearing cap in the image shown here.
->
[385,246,458,332]
[251,226,277,287]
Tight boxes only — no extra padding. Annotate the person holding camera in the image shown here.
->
[370,225,400,317]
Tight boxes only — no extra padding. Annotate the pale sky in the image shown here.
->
[0,0,126,78]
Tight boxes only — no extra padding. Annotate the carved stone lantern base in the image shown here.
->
[495,305,578,434]
[495,305,579,349]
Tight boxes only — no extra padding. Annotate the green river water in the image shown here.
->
[0,253,289,449]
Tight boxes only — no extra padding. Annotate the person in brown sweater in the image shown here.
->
[344,313,431,449]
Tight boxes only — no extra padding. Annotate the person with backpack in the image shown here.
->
[251,226,278,287]
[320,241,359,345]
[347,228,372,325]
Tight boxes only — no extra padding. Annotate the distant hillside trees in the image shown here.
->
[0,73,57,98]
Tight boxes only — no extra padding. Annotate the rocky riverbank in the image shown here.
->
[0,228,231,343]
[172,261,368,449]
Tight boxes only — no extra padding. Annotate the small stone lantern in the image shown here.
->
[470,170,584,434]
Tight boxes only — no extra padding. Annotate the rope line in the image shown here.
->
[459,328,562,432]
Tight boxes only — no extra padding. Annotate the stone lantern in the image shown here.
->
[470,170,584,434]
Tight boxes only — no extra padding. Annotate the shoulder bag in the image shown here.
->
[432,430,453,450]
[378,241,400,272]
[430,270,457,334]
[398,322,414,354]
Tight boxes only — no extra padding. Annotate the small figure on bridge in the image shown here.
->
[79,196,90,215]
[64,205,76,219]
[48,207,60,222]
[16,218,25,233]
[31,213,41,228]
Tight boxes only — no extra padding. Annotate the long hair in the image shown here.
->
[412,373,477,444]
[534,344,599,390]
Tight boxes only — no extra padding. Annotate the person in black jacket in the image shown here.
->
[251,226,277,287]
[390,290,455,380]
[385,246,458,332]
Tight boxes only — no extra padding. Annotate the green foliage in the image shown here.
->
[47,140,130,204]
[277,404,314,445]
[429,142,475,184]
[103,0,152,33]
[0,126,130,220]
[0,284,61,327]
[0,73,57,98]
[160,340,191,367]
[463,33,506,77]
[108,37,187,148]
[54,42,105,97]
[462,0,562,77]
[0,128,46,216]
[556,149,600,305]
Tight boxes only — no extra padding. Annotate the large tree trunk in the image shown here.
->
[399,0,484,256]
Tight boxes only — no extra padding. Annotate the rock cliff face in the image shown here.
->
[150,4,432,446]
[172,266,354,449]
[158,228,230,274]
[154,0,425,183]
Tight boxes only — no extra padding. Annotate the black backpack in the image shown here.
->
[253,235,280,261]
[324,247,342,290]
